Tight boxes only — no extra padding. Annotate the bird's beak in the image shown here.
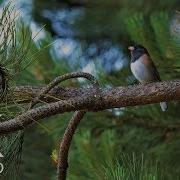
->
[128,46,135,51]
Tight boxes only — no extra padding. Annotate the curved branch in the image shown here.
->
[57,111,86,180]
[24,71,98,180]
[34,72,98,180]
[29,71,98,108]
[0,80,179,135]
[27,72,99,180]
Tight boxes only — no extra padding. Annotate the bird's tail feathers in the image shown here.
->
[160,102,168,112]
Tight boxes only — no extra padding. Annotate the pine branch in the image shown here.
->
[27,72,99,180]
[0,77,180,180]
[29,71,98,108]
[6,79,180,105]
[57,111,86,180]
[37,72,98,180]
[0,80,179,135]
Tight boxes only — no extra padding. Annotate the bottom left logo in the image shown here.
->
[0,152,4,174]
[0,163,4,173]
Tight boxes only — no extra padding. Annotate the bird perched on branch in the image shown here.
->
[128,44,167,111]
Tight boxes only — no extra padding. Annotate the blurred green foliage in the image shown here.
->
[0,0,180,179]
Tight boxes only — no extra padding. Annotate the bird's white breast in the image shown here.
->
[130,58,153,83]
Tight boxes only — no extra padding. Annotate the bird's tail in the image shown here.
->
[160,102,168,112]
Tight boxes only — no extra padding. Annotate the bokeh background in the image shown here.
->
[0,0,180,179]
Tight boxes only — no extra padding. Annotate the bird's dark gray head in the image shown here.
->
[128,45,149,62]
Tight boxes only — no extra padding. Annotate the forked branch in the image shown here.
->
[27,72,99,180]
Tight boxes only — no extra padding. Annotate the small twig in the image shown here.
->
[29,71,98,109]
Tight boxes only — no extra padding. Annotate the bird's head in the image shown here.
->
[128,45,149,62]
[128,44,148,54]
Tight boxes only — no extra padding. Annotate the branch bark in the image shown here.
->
[23,72,98,180]
[35,72,99,180]
[28,72,98,108]
[57,111,86,180]
[0,80,180,135]
[7,80,180,105]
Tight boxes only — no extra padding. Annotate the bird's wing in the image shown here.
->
[140,54,161,81]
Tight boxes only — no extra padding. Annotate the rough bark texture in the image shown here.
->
[34,72,98,180]
[29,72,98,108]
[0,80,180,135]
[9,80,180,104]
[57,111,86,180]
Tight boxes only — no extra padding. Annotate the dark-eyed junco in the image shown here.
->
[128,44,167,111]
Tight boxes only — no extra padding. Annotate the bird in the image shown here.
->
[128,44,167,111]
